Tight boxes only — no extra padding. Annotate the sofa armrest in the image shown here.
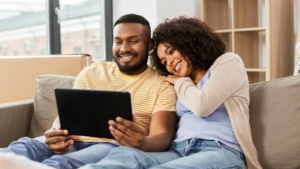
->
[0,99,34,147]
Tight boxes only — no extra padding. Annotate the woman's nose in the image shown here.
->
[166,56,173,66]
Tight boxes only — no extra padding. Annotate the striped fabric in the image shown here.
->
[72,61,176,142]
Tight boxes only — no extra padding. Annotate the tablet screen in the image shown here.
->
[54,88,133,138]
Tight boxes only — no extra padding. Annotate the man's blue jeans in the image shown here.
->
[80,138,246,169]
[0,136,117,169]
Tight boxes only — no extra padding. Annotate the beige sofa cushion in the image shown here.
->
[28,74,76,137]
[249,75,300,169]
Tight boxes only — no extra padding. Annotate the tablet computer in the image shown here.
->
[54,88,133,139]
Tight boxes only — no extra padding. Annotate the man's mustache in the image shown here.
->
[117,52,137,56]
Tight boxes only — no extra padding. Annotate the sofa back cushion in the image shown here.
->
[249,75,300,169]
[28,74,76,137]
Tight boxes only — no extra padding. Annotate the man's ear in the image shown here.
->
[148,38,154,51]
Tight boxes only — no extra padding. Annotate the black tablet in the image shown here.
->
[54,88,133,139]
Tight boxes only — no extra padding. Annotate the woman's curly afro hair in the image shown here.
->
[150,16,226,76]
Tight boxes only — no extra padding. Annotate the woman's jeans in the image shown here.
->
[0,136,117,169]
[80,138,246,169]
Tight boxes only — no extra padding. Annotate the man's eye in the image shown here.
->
[115,41,121,44]
[169,50,174,54]
[130,40,138,43]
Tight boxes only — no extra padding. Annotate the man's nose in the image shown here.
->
[120,42,130,52]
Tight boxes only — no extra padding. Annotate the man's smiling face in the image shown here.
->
[113,23,151,75]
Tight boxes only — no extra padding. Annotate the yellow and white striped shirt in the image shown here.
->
[73,61,176,142]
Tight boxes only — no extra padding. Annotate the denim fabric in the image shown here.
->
[0,136,117,169]
[151,138,246,169]
[80,138,245,169]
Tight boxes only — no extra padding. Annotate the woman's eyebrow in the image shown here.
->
[164,46,171,53]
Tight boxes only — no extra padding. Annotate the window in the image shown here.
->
[0,0,46,56]
[0,0,111,60]
[40,49,46,55]
[74,47,81,54]
[93,46,101,59]
[60,0,105,60]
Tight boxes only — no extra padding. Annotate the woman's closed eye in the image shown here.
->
[160,59,167,66]
[162,61,167,66]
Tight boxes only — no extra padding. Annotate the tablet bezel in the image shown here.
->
[54,88,133,138]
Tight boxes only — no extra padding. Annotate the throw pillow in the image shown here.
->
[28,74,76,137]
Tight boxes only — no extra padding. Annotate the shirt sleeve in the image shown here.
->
[174,53,248,117]
[152,82,177,114]
[73,67,88,89]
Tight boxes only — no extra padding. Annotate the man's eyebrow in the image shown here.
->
[128,35,139,39]
[115,35,139,39]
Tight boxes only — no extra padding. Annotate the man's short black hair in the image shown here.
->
[114,14,151,37]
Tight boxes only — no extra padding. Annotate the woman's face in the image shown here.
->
[157,43,193,77]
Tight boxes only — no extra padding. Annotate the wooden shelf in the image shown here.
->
[234,31,266,69]
[218,32,232,52]
[234,27,265,32]
[215,29,232,33]
[200,0,294,83]
[247,72,266,83]
[246,68,267,72]
[201,0,231,30]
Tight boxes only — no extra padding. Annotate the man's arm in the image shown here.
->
[109,110,177,152]
[141,110,177,151]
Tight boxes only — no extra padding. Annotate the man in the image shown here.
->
[0,14,177,169]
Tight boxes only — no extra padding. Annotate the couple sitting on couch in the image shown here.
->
[0,14,261,169]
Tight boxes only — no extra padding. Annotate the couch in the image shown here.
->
[0,74,300,169]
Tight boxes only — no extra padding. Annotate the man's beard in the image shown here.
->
[115,52,149,75]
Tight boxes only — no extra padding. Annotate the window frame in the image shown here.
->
[46,0,113,61]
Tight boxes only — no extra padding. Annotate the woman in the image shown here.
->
[149,16,262,169]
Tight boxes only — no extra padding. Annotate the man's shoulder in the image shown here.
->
[85,61,117,71]
[143,68,164,84]
[146,72,175,92]
[89,60,116,67]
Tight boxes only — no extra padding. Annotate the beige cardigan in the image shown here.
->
[174,53,262,169]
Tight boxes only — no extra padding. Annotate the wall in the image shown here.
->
[295,0,300,65]
[113,0,200,33]
[156,0,200,24]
